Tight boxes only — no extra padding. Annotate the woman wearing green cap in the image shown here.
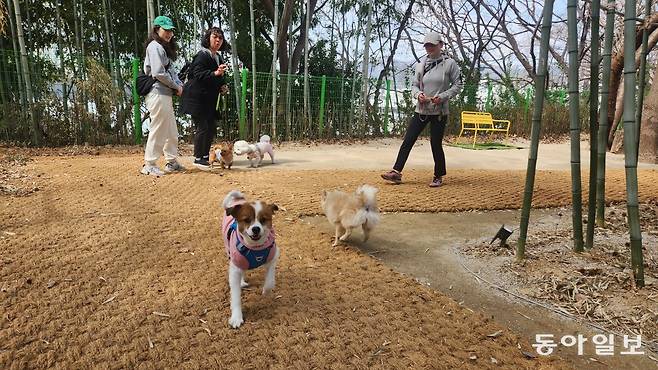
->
[140,15,186,177]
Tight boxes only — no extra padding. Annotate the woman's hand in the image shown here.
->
[418,92,430,103]
[214,64,228,76]
[176,86,183,96]
[430,96,442,104]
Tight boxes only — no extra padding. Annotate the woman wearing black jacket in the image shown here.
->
[180,27,230,170]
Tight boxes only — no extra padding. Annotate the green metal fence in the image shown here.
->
[0,49,581,146]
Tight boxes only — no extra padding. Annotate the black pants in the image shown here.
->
[393,113,447,178]
[193,115,217,159]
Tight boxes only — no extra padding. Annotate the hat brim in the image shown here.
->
[159,25,175,30]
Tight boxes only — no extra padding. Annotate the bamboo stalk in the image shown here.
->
[567,0,584,252]
[634,0,651,161]
[517,0,556,260]
[11,0,40,145]
[586,0,601,248]
[622,0,644,287]
[249,0,257,140]
[596,0,615,228]
[55,0,70,124]
[271,0,279,139]
[303,0,311,131]
[6,0,24,108]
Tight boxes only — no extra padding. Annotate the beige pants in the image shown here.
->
[144,92,179,164]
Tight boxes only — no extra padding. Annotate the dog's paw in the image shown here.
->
[240,279,249,288]
[228,314,244,328]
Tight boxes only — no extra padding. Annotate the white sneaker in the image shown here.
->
[140,164,164,177]
[164,160,186,173]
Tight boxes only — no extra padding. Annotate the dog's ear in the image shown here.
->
[226,204,242,217]
[269,204,279,213]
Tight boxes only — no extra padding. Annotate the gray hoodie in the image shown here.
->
[411,54,463,115]
[143,40,183,96]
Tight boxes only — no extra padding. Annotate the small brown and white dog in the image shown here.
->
[321,184,380,247]
[221,190,279,328]
[209,143,234,169]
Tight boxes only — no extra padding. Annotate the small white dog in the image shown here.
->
[233,135,275,168]
[320,184,380,247]
[221,190,280,328]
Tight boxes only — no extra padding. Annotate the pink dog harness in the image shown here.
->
[221,211,277,270]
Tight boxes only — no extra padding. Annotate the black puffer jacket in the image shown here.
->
[180,49,227,120]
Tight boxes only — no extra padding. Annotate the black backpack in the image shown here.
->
[178,61,193,84]
[136,73,156,96]
[136,62,173,96]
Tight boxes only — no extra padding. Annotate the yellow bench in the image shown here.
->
[458,111,511,147]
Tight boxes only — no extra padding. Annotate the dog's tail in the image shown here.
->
[222,190,245,210]
[259,134,271,144]
[355,184,380,227]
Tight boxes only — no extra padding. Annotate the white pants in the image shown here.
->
[144,92,179,164]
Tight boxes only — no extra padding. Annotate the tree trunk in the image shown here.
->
[291,0,318,75]
[372,0,415,133]
[635,0,653,159]
[607,12,658,147]
[360,0,375,136]
[348,24,362,137]
[638,69,658,162]
[227,0,241,115]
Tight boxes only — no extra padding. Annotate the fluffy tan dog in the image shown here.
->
[320,184,380,247]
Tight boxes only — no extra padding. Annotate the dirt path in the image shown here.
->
[263,138,658,172]
[305,210,657,369]
[1,141,657,369]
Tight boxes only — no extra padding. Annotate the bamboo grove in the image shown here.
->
[517,0,656,288]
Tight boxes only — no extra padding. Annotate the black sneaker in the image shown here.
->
[381,169,402,184]
[194,158,211,171]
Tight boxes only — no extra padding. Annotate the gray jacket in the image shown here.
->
[143,40,183,96]
[411,54,463,115]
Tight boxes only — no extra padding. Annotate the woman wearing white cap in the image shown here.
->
[140,15,186,176]
[381,31,463,187]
